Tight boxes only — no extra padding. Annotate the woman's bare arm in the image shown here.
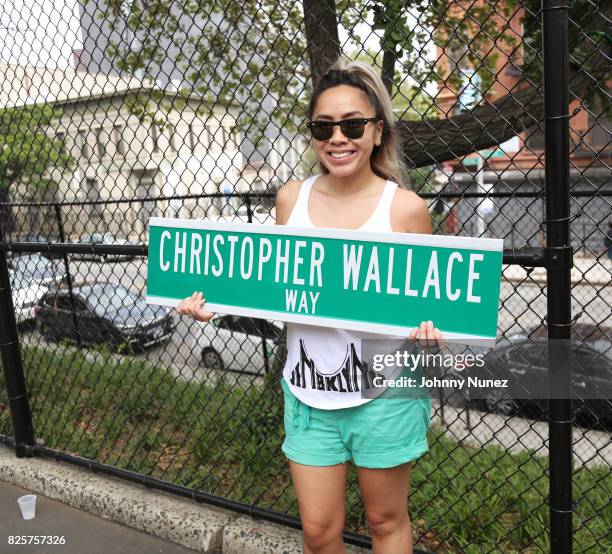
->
[391,189,433,235]
[274,179,302,226]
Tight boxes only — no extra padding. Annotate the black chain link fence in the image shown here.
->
[0,0,610,551]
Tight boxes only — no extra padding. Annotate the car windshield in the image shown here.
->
[80,283,143,316]
[87,233,105,242]
[9,254,55,280]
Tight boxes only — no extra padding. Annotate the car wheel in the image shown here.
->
[201,348,224,370]
[35,318,45,333]
[444,369,472,406]
[484,389,518,416]
[37,322,56,342]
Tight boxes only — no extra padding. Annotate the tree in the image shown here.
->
[302,0,611,166]
[87,0,611,169]
[347,47,436,119]
[0,105,73,232]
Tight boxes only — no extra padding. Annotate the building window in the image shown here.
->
[190,122,208,154]
[95,127,109,159]
[86,177,103,218]
[56,131,66,155]
[188,123,196,152]
[206,125,216,148]
[78,130,90,159]
[505,49,523,77]
[151,123,160,153]
[113,125,126,156]
[231,126,240,149]
[167,122,176,152]
[136,172,158,227]
[455,69,482,114]
[201,124,210,148]
[446,40,469,76]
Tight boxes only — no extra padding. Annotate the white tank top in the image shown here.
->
[282,174,405,409]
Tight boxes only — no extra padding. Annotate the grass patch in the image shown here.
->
[0,345,610,552]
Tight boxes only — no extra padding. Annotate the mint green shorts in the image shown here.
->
[280,378,431,469]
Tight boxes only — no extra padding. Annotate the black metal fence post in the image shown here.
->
[542,0,573,552]
[0,227,36,458]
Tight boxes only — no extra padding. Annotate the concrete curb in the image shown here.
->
[221,516,369,553]
[0,445,370,553]
[222,516,302,554]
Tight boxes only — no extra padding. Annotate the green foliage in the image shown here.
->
[0,104,73,192]
[365,0,440,87]
[405,164,437,193]
[345,47,438,120]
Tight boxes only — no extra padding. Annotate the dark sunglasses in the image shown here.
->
[306,117,381,140]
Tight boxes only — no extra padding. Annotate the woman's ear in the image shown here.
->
[375,120,384,146]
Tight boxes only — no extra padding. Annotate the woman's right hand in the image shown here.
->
[176,291,216,322]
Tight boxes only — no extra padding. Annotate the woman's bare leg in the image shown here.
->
[289,460,348,554]
[358,461,413,554]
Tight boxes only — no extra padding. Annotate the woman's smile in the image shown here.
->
[327,149,357,163]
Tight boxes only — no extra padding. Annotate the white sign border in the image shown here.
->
[148,217,504,252]
[147,217,503,347]
[147,295,497,347]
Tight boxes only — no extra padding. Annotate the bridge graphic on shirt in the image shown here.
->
[289,339,379,392]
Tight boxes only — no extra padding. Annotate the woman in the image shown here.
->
[177,56,442,554]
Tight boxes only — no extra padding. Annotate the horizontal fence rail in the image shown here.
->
[0,240,562,269]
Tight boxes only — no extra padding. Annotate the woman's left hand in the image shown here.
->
[408,320,444,349]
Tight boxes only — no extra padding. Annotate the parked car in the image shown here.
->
[8,254,67,324]
[8,253,66,288]
[197,313,283,373]
[511,323,612,361]
[234,205,275,224]
[10,268,49,324]
[456,338,612,426]
[35,282,176,352]
[70,233,139,262]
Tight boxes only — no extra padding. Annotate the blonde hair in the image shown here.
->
[307,56,405,185]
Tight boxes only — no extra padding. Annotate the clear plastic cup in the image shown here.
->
[17,494,37,520]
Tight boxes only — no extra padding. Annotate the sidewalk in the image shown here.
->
[0,446,371,554]
[1,481,197,554]
[503,255,611,285]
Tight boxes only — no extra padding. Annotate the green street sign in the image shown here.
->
[463,148,506,165]
[146,218,503,345]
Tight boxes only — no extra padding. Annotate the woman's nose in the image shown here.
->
[329,124,349,142]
